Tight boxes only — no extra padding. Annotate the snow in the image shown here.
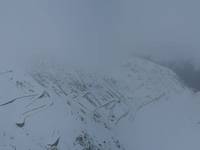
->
[0,56,198,150]
[116,91,200,150]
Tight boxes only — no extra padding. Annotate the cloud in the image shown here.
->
[0,0,200,69]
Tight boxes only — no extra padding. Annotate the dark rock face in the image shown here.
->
[143,56,200,91]
[165,61,200,92]
[74,131,125,150]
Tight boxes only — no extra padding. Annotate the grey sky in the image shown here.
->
[0,0,199,68]
[121,0,200,61]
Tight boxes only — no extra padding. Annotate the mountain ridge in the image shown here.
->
[0,57,188,150]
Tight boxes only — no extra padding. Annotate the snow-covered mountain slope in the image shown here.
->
[116,90,200,150]
[0,57,192,150]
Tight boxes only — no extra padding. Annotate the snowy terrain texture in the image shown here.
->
[0,57,199,150]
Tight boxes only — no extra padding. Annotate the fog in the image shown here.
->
[1,1,200,149]
[0,0,200,70]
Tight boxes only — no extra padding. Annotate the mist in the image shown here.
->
[0,0,122,70]
[1,1,200,149]
[0,0,200,70]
